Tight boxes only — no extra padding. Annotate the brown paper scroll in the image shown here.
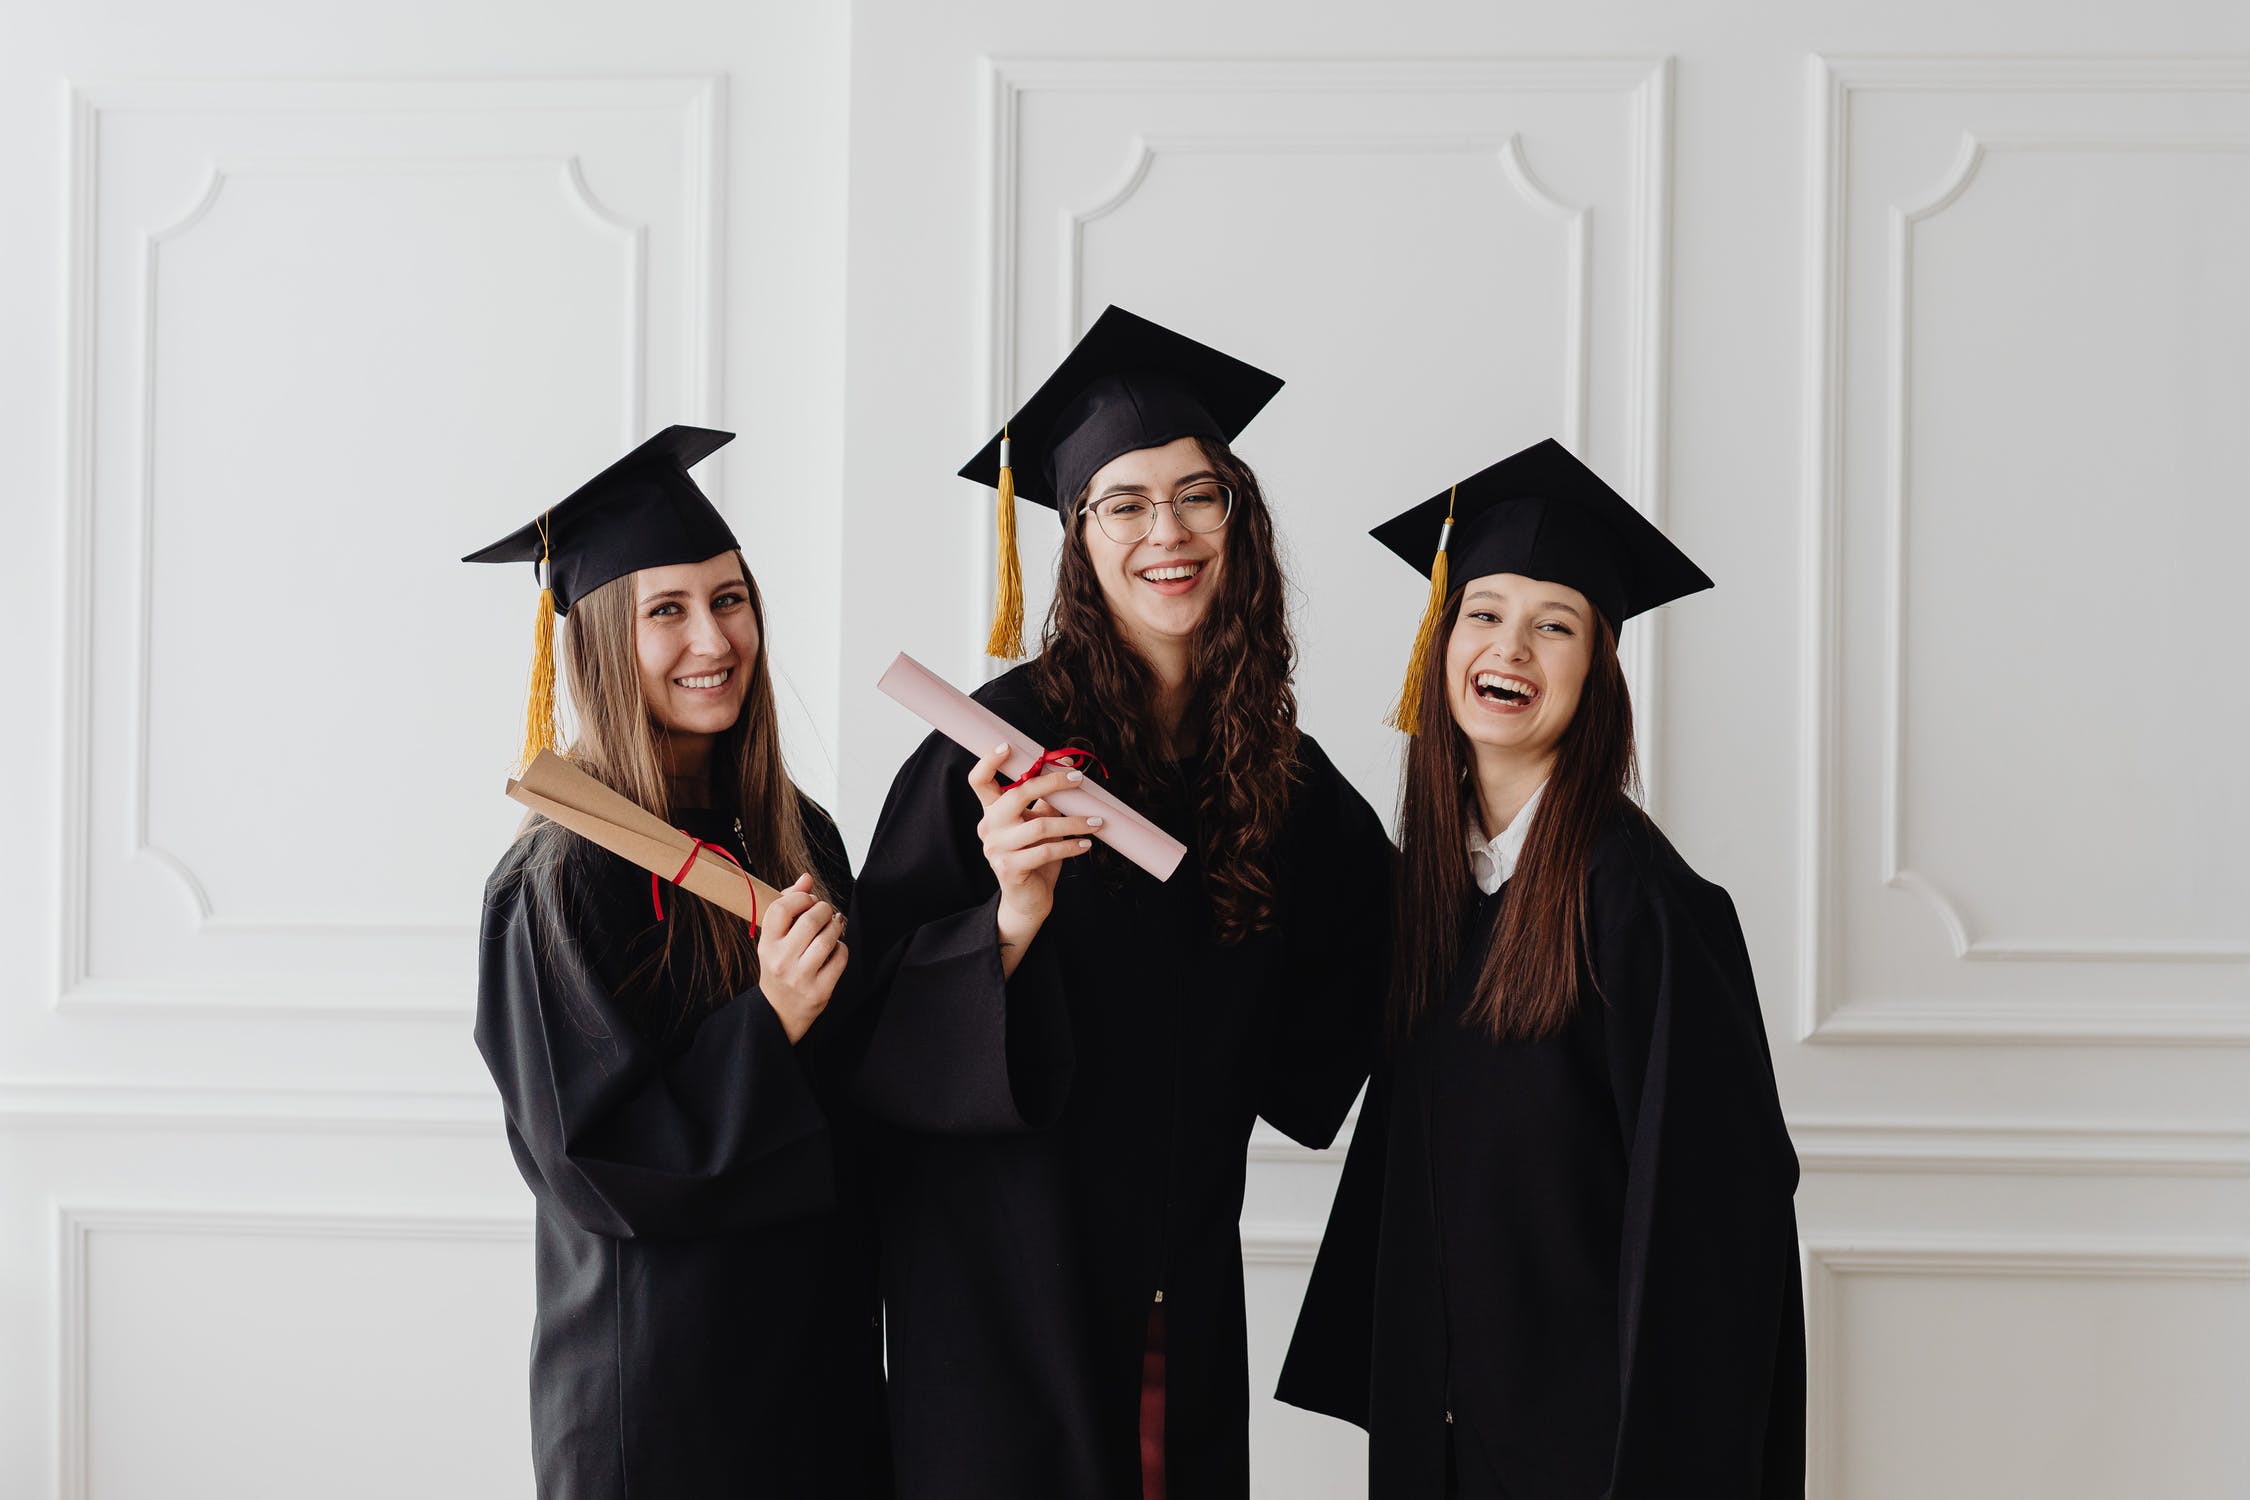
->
[505,750,779,925]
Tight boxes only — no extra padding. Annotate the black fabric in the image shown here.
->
[958,306,1285,512]
[1368,439,1714,628]
[463,425,739,613]
[474,797,891,1498]
[1277,804,1805,1499]
[846,665,1391,1500]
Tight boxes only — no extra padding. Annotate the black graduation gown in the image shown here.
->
[475,796,892,1499]
[846,665,1392,1500]
[1277,804,1805,1498]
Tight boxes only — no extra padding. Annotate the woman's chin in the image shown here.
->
[661,701,744,737]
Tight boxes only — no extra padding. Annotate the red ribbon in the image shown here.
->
[651,836,760,935]
[1001,745,1109,787]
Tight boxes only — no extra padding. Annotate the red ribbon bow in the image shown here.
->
[651,836,760,935]
[1001,745,1109,787]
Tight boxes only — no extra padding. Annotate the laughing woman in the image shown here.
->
[847,309,1392,1500]
[1279,440,1804,1498]
[467,428,889,1498]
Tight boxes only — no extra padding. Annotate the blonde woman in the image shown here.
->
[467,427,889,1498]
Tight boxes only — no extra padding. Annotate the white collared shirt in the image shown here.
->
[1468,782,1547,894]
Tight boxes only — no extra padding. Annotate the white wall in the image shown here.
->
[4,0,2248,1495]
[0,1,850,1494]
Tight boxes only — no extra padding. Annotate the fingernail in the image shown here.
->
[994,742,1010,756]
[1067,770,1083,782]
[1080,839,1092,848]
[1086,816,1104,827]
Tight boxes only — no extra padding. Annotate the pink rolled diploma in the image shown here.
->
[875,652,1188,882]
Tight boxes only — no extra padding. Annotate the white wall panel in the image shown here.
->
[60,1206,533,1500]
[1800,58,2250,1042]
[1804,1237,2250,1500]
[976,57,1671,825]
[61,78,723,1015]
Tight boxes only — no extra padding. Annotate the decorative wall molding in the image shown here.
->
[1248,1109,2250,1175]
[1795,55,2250,1043]
[55,76,724,1015]
[981,55,1672,783]
[1788,1118,2250,1176]
[1879,131,2250,966]
[1240,1222,1323,1266]
[125,156,645,940]
[1799,1232,2250,1500]
[1059,131,1591,452]
[0,1080,498,1134]
[55,1202,532,1500]
[14,1080,2248,1177]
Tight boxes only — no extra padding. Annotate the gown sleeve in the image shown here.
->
[1253,746,1394,1149]
[845,726,1075,1136]
[1272,1056,1393,1427]
[1591,828,1806,1499]
[473,839,836,1239]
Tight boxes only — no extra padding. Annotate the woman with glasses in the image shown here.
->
[847,307,1393,1500]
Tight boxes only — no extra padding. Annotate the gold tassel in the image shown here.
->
[520,513,562,770]
[1385,487,1456,734]
[985,427,1026,659]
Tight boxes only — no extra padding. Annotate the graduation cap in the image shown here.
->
[464,424,738,767]
[960,306,1284,657]
[1372,438,1712,731]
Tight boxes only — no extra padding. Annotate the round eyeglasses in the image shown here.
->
[1080,484,1234,545]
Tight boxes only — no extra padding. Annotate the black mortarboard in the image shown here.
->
[463,424,737,615]
[1372,438,1712,730]
[463,424,737,767]
[960,306,1284,656]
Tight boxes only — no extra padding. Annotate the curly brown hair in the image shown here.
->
[1027,436,1301,943]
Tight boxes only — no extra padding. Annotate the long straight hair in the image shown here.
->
[530,551,821,1036]
[1389,584,1641,1039]
[1026,436,1300,942]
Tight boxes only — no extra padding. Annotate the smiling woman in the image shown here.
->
[847,308,1394,1500]
[461,426,889,1499]
[1280,439,1803,1500]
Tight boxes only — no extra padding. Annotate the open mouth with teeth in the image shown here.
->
[1472,670,1540,708]
[674,668,734,691]
[1136,560,1207,595]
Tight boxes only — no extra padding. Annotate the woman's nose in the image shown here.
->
[1147,502,1188,546]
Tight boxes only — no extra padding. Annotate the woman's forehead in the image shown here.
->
[1089,435,1212,491]
[635,551,745,595]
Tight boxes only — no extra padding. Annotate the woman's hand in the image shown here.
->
[969,744,1100,978]
[757,873,847,1044]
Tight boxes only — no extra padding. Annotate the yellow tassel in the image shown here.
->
[1385,487,1456,734]
[985,427,1026,659]
[519,510,561,770]
[521,585,560,771]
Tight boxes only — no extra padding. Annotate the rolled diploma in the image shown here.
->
[506,751,781,925]
[874,652,1188,882]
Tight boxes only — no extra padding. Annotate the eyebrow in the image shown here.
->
[638,578,748,606]
[1094,470,1220,500]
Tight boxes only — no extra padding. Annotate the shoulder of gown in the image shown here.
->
[474,821,837,1238]
[843,662,1074,1135]
[1254,729,1394,1149]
